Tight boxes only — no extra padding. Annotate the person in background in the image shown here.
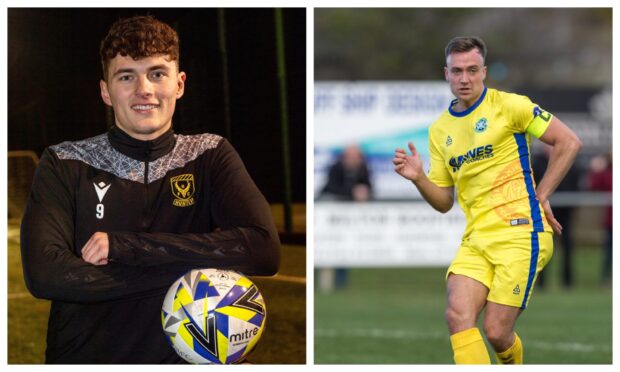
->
[587,152,612,287]
[321,144,372,202]
[319,144,373,288]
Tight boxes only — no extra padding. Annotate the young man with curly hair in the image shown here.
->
[21,15,280,364]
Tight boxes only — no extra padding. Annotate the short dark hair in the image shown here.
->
[100,15,180,80]
[445,36,487,62]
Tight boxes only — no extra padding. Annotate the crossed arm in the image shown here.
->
[22,142,280,303]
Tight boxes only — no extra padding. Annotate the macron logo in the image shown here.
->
[94,182,111,202]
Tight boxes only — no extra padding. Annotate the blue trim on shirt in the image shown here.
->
[513,133,545,232]
[448,86,488,117]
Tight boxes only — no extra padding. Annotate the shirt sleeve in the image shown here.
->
[427,128,454,187]
[20,149,190,303]
[526,106,554,138]
[505,93,553,138]
[107,139,281,276]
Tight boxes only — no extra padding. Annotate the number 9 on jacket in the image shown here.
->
[161,268,267,364]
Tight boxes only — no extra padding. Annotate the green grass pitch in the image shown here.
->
[315,247,612,364]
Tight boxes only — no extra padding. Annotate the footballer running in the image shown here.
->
[393,36,581,364]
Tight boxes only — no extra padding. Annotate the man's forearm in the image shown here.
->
[412,173,455,213]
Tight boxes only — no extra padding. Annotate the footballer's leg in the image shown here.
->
[484,231,554,364]
[446,274,491,364]
[483,302,523,364]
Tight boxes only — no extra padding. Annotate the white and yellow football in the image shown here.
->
[161,268,266,364]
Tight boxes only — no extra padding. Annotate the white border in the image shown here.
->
[305,6,315,366]
[3,2,618,370]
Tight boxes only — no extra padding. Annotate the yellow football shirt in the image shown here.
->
[428,87,552,237]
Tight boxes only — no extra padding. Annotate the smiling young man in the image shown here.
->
[100,54,185,141]
[393,36,582,364]
[21,15,280,363]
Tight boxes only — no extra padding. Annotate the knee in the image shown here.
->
[445,306,476,333]
[483,320,512,349]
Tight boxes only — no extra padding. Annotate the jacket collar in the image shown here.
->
[107,126,176,162]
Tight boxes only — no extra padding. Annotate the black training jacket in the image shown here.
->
[20,127,280,363]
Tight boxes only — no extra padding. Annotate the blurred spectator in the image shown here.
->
[318,145,373,290]
[587,152,612,287]
[533,144,580,288]
[320,145,372,202]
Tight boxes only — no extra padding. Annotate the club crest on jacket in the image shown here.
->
[171,174,196,207]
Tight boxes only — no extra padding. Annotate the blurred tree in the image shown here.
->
[315,8,611,90]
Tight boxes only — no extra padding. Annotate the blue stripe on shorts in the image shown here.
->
[521,232,540,309]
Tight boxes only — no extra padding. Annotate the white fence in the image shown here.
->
[314,192,612,268]
[314,201,465,267]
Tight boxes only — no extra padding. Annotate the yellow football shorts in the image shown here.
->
[446,231,553,309]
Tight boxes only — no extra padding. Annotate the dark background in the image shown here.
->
[8,8,306,203]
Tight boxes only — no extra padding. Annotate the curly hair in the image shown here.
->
[100,15,180,80]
